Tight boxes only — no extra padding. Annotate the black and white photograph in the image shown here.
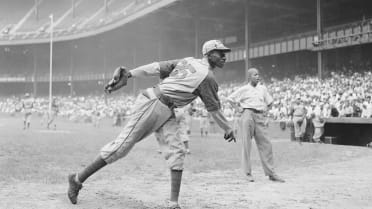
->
[0,0,371,208]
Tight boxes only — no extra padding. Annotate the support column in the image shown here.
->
[244,0,250,81]
[35,0,39,21]
[102,38,107,96]
[157,38,163,83]
[132,47,137,95]
[102,38,107,75]
[295,53,300,76]
[32,46,38,97]
[194,17,200,58]
[317,0,322,80]
[104,0,109,14]
[69,43,76,97]
[71,0,76,18]
[158,37,163,61]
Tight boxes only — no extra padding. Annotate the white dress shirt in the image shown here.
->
[228,83,273,111]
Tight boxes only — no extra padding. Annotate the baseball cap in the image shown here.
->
[202,40,231,55]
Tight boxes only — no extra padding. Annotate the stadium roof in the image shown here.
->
[151,0,371,42]
[0,0,371,45]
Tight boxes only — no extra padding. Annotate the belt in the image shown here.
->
[244,108,264,114]
[142,86,176,109]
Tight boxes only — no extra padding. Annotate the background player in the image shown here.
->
[199,109,209,137]
[185,102,196,135]
[67,40,236,209]
[47,97,59,130]
[21,93,34,129]
[92,108,102,128]
[290,96,308,144]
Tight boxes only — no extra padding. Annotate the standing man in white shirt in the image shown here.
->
[227,68,284,183]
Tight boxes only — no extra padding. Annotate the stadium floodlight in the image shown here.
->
[48,14,54,117]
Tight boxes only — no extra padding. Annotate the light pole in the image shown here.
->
[49,14,54,115]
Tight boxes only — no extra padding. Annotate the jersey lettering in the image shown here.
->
[169,60,197,79]
[158,57,209,108]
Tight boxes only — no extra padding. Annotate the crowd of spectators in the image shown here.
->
[1,70,372,125]
[202,70,372,122]
[0,0,159,42]
[0,94,135,124]
[267,70,372,121]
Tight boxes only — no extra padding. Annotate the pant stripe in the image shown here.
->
[104,98,156,161]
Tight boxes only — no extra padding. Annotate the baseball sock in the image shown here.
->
[184,141,189,149]
[170,169,183,203]
[77,156,107,183]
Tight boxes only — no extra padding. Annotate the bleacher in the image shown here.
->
[55,0,103,30]
[0,0,159,42]
[0,0,33,33]
[16,0,70,32]
[82,0,136,29]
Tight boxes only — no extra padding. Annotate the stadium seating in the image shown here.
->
[17,0,71,32]
[0,0,33,33]
[0,0,156,41]
[55,0,102,30]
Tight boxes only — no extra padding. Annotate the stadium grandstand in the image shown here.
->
[0,0,371,96]
[0,0,372,145]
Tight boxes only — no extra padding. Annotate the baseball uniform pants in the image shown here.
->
[293,116,307,138]
[24,111,32,123]
[100,89,186,170]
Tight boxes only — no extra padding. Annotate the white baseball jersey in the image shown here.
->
[22,98,34,113]
[228,83,273,111]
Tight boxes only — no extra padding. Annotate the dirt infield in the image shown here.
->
[0,114,371,209]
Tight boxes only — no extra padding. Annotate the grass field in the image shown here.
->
[0,113,371,209]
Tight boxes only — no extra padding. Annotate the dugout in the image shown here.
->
[323,118,372,146]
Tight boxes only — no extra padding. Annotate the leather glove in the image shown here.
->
[104,66,131,94]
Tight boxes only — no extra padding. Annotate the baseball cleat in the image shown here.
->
[269,174,285,183]
[246,173,255,182]
[67,173,83,204]
[167,201,181,209]
[169,205,181,209]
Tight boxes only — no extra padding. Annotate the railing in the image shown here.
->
[226,18,372,62]
[0,73,112,83]
[312,20,372,51]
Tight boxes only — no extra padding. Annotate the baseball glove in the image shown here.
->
[224,130,236,142]
[104,66,131,94]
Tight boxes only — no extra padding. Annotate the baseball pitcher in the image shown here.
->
[67,40,236,209]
